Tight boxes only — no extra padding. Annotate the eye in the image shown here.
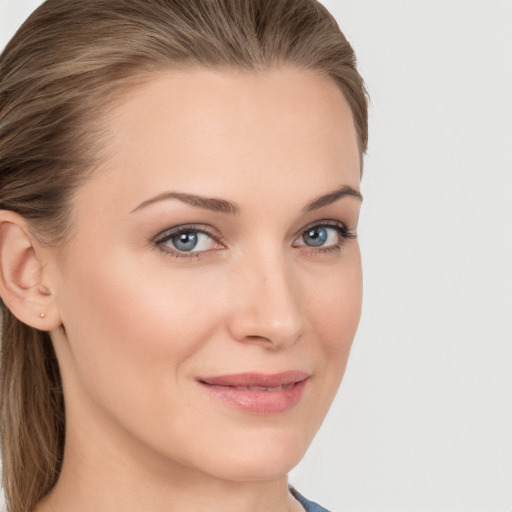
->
[155,225,222,257]
[302,226,334,247]
[170,231,209,252]
[293,222,355,250]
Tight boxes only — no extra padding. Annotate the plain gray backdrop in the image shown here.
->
[1,1,511,511]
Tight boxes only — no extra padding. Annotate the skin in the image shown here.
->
[5,67,363,512]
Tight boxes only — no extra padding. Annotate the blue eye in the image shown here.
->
[294,222,355,251]
[172,232,199,251]
[303,227,329,247]
[156,227,219,255]
[300,225,341,248]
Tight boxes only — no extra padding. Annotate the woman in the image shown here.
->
[0,0,368,511]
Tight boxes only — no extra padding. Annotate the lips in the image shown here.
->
[197,371,310,414]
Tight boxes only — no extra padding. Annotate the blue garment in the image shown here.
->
[290,487,332,512]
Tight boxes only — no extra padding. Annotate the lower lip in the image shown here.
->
[199,378,309,414]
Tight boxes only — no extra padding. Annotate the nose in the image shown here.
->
[226,253,304,350]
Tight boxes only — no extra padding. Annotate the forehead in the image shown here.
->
[76,67,360,217]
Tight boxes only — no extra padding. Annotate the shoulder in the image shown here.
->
[290,486,333,512]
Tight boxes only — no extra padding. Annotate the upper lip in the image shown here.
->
[198,370,310,388]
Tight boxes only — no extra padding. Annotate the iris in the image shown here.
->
[172,232,198,251]
[303,227,328,247]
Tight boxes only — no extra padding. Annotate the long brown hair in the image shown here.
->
[0,1,368,510]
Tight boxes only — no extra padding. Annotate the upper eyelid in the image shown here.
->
[293,220,348,238]
[300,219,346,230]
[154,223,221,242]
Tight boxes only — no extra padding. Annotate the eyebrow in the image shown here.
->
[303,185,363,212]
[130,191,240,215]
[129,185,362,215]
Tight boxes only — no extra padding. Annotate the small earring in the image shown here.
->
[39,313,46,319]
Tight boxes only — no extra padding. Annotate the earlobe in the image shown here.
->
[0,211,61,331]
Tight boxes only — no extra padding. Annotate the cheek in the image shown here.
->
[303,251,362,357]
[55,247,223,420]
[298,248,362,419]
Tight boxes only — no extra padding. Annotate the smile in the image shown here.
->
[227,383,294,391]
[197,371,310,414]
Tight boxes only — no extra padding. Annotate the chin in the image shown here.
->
[189,429,312,482]
[205,454,305,483]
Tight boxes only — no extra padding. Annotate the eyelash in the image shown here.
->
[153,221,356,260]
[153,224,221,260]
[295,221,357,257]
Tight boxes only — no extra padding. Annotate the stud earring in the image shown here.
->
[39,313,46,319]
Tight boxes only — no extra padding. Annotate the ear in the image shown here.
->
[0,210,61,331]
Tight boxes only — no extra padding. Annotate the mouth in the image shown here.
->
[197,371,310,414]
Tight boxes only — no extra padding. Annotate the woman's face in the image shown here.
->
[49,67,362,482]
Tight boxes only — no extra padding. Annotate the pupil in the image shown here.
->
[304,227,327,247]
[173,232,198,251]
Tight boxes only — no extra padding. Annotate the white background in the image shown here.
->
[1,1,511,511]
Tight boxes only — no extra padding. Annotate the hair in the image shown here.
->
[0,0,368,510]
